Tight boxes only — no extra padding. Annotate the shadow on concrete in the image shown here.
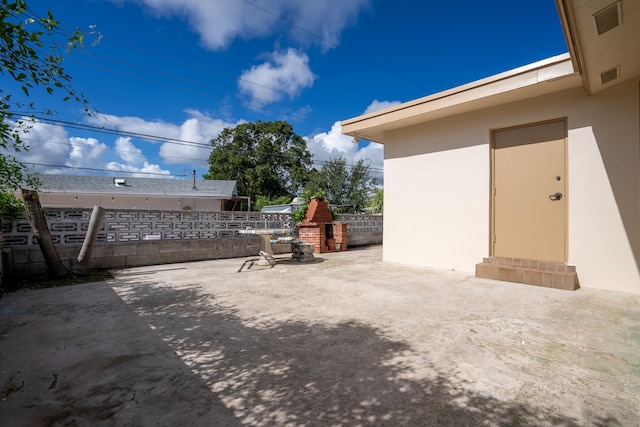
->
[0,282,241,427]
[275,257,325,266]
[236,256,325,273]
[115,267,189,277]
[112,278,622,426]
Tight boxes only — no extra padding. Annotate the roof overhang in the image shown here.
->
[341,54,581,143]
[557,0,640,95]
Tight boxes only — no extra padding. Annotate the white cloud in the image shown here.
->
[307,122,353,160]
[238,49,316,105]
[305,121,383,184]
[6,119,109,174]
[115,137,145,164]
[7,110,385,184]
[127,0,370,51]
[304,99,397,184]
[300,99,399,185]
[88,110,241,168]
[4,117,173,176]
[104,161,171,178]
[67,137,109,168]
[364,99,401,115]
[89,114,180,140]
[285,0,370,52]
[9,119,73,167]
[160,111,243,166]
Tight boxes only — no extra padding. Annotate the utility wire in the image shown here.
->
[80,47,344,123]
[20,114,211,148]
[26,162,174,177]
[13,5,340,125]
[7,6,384,179]
[19,1,415,122]
[13,117,384,172]
[67,57,336,128]
[19,136,208,164]
[13,5,332,126]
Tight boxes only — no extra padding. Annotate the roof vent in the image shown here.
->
[600,66,619,85]
[594,2,621,35]
[113,178,127,187]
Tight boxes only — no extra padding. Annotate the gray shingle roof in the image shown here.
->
[34,174,238,198]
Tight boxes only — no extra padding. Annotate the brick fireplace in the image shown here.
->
[297,198,347,254]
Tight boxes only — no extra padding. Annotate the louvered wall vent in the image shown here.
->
[600,67,619,85]
[594,2,621,35]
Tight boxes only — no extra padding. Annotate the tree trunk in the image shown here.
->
[72,205,104,276]
[21,189,70,279]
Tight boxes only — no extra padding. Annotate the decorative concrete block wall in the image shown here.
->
[0,208,383,277]
[0,209,293,246]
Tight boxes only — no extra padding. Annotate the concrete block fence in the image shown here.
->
[0,209,383,277]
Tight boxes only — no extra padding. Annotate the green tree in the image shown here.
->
[1,0,92,214]
[305,157,377,213]
[204,120,312,208]
[1,0,97,279]
[366,188,383,214]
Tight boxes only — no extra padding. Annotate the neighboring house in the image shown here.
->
[27,174,249,212]
[341,0,640,294]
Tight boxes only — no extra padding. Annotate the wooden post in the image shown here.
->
[73,205,105,275]
[21,189,70,278]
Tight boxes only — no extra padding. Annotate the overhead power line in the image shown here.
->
[19,136,206,164]
[26,162,174,177]
[6,5,385,180]
[19,1,416,124]
[67,56,336,128]
[13,116,384,173]
[13,5,338,127]
[20,114,211,148]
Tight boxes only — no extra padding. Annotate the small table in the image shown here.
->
[238,228,292,265]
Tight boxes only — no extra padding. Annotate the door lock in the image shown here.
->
[549,192,563,201]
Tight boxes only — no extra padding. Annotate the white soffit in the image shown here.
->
[560,0,640,94]
[341,55,580,143]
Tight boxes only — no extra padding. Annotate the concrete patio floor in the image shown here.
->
[1,245,639,426]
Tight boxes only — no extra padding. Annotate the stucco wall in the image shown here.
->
[384,79,640,293]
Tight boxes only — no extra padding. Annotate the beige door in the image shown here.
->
[492,120,567,262]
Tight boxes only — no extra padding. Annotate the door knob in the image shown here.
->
[549,192,563,201]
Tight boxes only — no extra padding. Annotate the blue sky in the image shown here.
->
[5,0,568,185]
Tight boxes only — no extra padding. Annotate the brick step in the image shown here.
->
[475,256,579,291]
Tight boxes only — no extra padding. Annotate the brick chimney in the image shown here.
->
[297,198,347,253]
[301,198,333,224]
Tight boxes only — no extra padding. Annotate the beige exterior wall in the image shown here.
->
[37,193,224,212]
[384,79,640,293]
[384,123,489,272]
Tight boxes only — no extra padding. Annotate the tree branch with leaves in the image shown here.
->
[1,0,99,278]
[1,0,97,212]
